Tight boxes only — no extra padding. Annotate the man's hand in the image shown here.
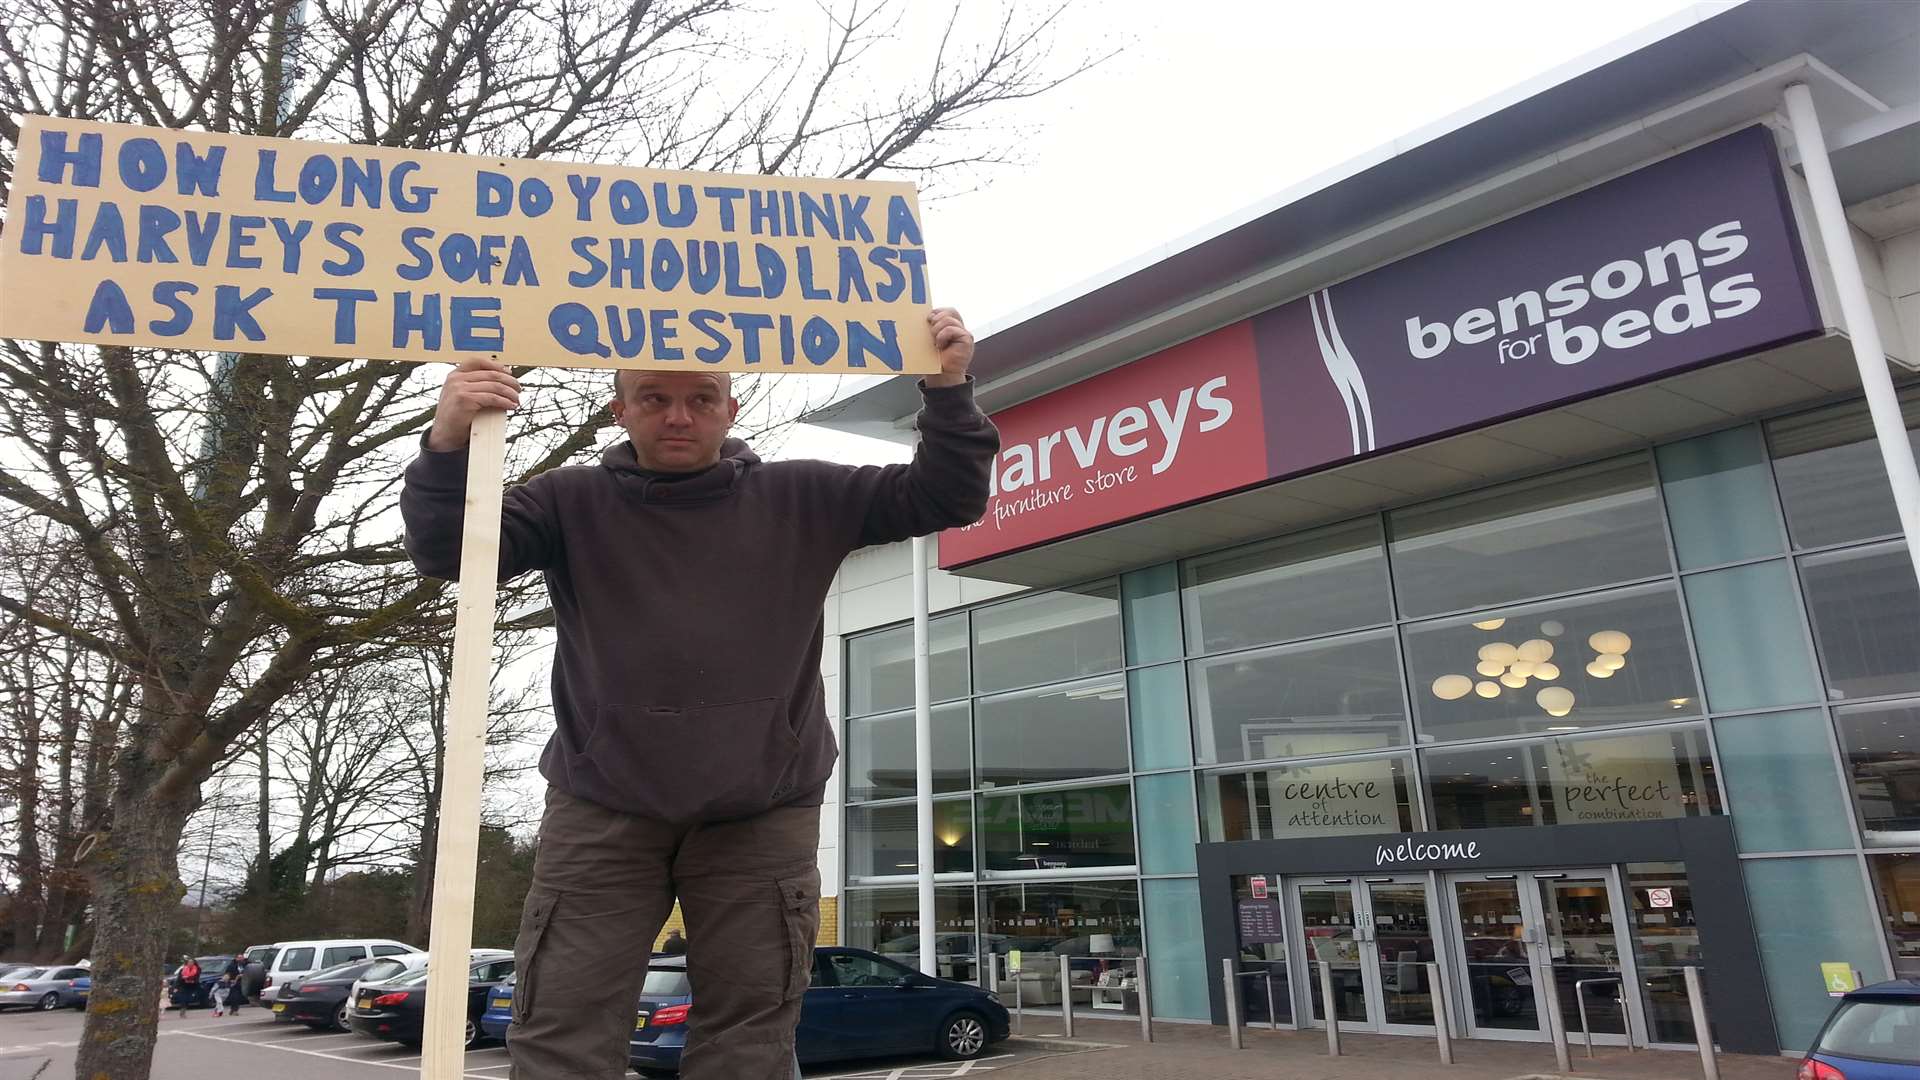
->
[427,357,522,451]
[925,307,973,389]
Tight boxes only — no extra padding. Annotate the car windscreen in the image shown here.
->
[9,969,47,981]
[304,961,374,984]
[391,967,433,986]
[361,959,408,983]
[641,970,692,998]
[1816,999,1920,1064]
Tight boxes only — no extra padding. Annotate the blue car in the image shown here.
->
[483,947,1009,1075]
[479,971,514,1041]
[631,947,1008,1076]
[1799,979,1920,1080]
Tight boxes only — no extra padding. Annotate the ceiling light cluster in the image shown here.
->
[1429,621,1636,723]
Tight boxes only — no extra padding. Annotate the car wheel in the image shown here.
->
[38,992,60,1011]
[463,1019,479,1049]
[335,1003,352,1031]
[938,1011,988,1060]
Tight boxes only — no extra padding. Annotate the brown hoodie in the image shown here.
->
[400,379,998,824]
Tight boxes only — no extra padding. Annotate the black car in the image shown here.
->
[348,956,516,1049]
[269,959,378,1031]
[167,956,241,1009]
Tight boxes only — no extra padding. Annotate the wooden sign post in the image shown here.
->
[0,115,939,1080]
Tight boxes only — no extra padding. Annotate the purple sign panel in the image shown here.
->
[942,126,1821,567]
[1237,899,1284,946]
[1251,123,1819,477]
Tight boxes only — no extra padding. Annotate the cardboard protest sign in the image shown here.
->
[0,116,939,373]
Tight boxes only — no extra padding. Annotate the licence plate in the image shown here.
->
[634,1015,648,1030]
[357,995,374,1009]
[272,1003,286,1013]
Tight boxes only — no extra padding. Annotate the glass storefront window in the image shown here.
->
[1129,664,1192,771]
[1199,753,1415,843]
[1404,582,1700,743]
[1625,864,1703,1045]
[1188,629,1406,765]
[1143,878,1210,1021]
[844,701,970,802]
[1683,561,1820,713]
[1801,541,1920,702]
[842,886,980,983]
[1424,726,1720,831]
[846,614,968,717]
[1656,424,1786,569]
[845,799,973,879]
[971,582,1122,694]
[978,784,1136,872]
[980,879,1142,962]
[1181,518,1391,655]
[1388,456,1671,619]
[1836,700,1920,847]
[1122,564,1182,666]
[1768,388,1920,550]
[1230,875,1292,1026]
[1868,853,1920,980]
[1713,709,1855,853]
[974,676,1128,789]
[1743,856,1889,1052]
[1133,772,1197,875]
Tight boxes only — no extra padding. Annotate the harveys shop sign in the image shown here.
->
[940,125,1819,567]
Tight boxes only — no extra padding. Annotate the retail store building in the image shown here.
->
[803,1,1920,1055]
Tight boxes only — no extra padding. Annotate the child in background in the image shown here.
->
[210,972,234,1017]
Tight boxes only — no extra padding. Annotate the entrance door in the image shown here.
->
[1293,877,1437,1034]
[1444,869,1640,1045]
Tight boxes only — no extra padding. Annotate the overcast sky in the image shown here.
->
[783,0,1724,465]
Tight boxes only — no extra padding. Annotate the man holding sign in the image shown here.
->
[400,309,996,1078]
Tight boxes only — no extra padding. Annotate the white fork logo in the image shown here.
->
[1309,288,1376,455]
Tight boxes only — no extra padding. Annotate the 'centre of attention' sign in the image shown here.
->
[0,116,940,373]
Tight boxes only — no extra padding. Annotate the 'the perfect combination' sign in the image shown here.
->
[0,116,939,373]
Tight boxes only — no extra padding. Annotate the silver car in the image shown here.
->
[0,965,90,1010]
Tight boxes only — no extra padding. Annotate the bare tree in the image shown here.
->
[0,521,126,963]
[0,1,1103,1074]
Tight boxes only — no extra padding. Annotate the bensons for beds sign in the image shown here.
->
[941,124,1819,567]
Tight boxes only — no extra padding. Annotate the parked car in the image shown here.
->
[260,938,418,997]
[167,956,240,1009]
[454,946,1004,1076]
[1799,979,1920,1080]
[478,971,515,1041]
[349,956,517,1050]
[349,948,512,1008]
[269,960,378,1031]
[1,965,93,1011]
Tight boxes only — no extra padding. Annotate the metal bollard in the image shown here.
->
[1683,967,1719,1080]
[1319,961,1341,1057]
[1426,962,1454,1065]
[1060,955,1075,1038]
[1222,959,1244,1050]
[1136,956,1153,1043]
[1013,962,1024,1035]
[1540,971,1572,1074]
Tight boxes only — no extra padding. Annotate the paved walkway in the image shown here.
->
[996,1012,1797,1080]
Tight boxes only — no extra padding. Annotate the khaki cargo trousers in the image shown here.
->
[507,787,820,1080]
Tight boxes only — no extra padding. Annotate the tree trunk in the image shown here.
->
[75,785,191,1080]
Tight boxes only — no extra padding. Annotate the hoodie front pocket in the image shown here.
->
[572,697,793,822]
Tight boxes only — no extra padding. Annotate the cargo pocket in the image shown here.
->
[776,872,820,1002]
[512,889,558,1024]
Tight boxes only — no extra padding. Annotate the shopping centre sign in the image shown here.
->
[942,124,1820,567]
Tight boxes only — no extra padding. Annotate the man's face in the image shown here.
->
[611,371,739,472]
